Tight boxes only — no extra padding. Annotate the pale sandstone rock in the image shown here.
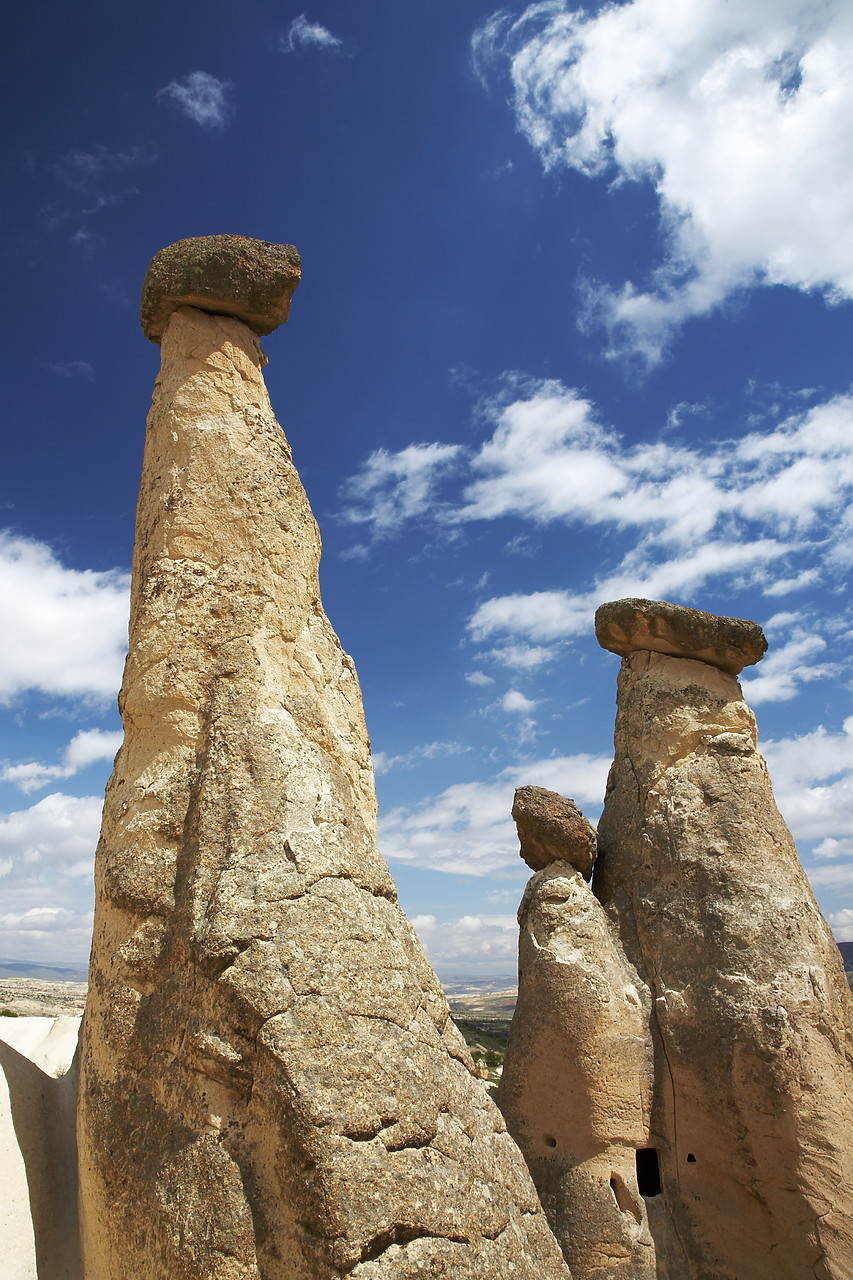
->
[498,862,657,1279]
[594,620,853,1279]
[140,234,301,342]
[503,599,853,1279]
[512,786,597,878]
[594,597,767,674]
[77,300,568,1280]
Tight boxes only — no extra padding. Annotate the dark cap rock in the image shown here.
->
[140,234,301,343]
[595,597,767,675]
[512,785,597,878]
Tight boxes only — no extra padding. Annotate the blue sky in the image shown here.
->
[3,0,853,976]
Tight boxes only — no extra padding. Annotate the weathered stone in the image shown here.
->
[595,597,767,674]
[512,786,597,878]
[594,646,853,1279]
[502,611,853,1277]
[498,863,657,1280]
[140,235,301,342]
[77,300,569,1280]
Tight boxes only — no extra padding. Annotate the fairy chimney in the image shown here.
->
[501,598,853,1280]
[76,236,569,1280]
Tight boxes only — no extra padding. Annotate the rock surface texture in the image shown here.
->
[501,599,853,1280]
[77,244,569,1280]
[498,862,656,1280]
[140,234,301,342]
[512,786,597,879]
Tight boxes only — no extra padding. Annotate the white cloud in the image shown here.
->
[0,905,89,933]
[342,381,853,699]
[473,0,853,362]
[341,442,461,534]
[0,791,100,963]
[157,71,233,128]
[372,740,469,775]
[762,718,853,842]
[470,589,590,644]
[410,913,519,973]
[815,838,853,861]
[740,632,836,704]
[808,863,853,892]
[0,532,129,705]
[465,671,494,687]
[0,906,94,963]
[828,908,853,942]
[501,689,538,713]
[282,15,343,54]
[2,728,123,794]
[467,533,786,647]
[457,382,853,545]
[0,792,101,884]
[487,643,558,670]
[346,380,853,551]
[0,788,99,962]
[379,752,611,875]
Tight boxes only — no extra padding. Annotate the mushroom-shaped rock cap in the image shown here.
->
[512,785,597,878]
[140,234,301,342]
[595,597,767,675]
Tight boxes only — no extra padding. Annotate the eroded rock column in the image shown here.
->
[594,598,853,1280]
[499,788,658,1280]
[77,237,569,1280]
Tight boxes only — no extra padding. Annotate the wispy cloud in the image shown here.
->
[341,442,461,535]
[469,590,590,644]
[52,144,156,191]
[372,739,470,775]
[281,14,343,54]
[157,71,234,128]
[341,378,853,703]
[379,752,611,875]
[486,643,558,671]
[472,0,853,364]
[2,729,123,794]
[48,360,94,380]
[740,629,837,704]
[42,144,156,253]
[0,532,129,705]
[345,380,853,547]
[411,913,519,973]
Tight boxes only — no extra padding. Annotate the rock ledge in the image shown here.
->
[140,234,301,342]
[595,597,766,674]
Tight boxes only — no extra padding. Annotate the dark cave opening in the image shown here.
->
[636,1147,662,1197]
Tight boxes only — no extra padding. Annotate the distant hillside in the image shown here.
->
[0,959,89,982]
[0,949,849,989]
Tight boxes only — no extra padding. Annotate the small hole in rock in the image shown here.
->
[636,1147,662,1197]
[544,1134,557,1148]
[687,1153,696,1163]
[609,1173,642,1223]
